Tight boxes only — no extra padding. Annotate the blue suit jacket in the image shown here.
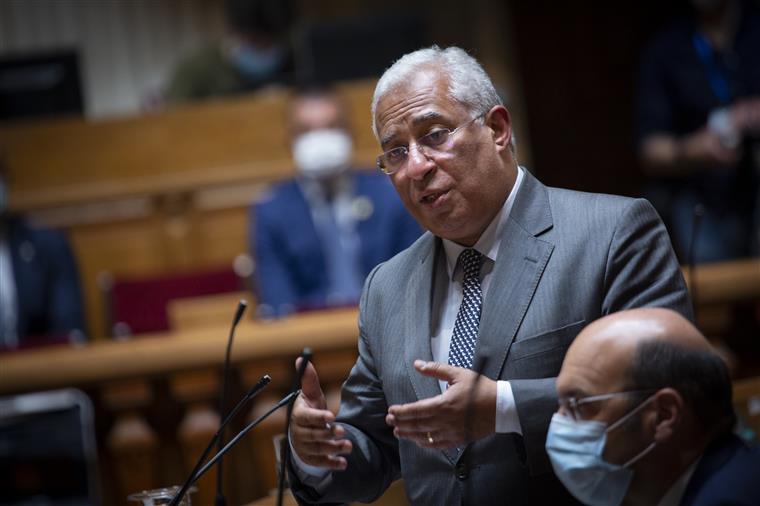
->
[680,433,760,506]
[251,171,421,316]
[3,216,85,343]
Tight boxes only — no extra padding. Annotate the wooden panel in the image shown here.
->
[0,308,359,395]
[168,292,251,332]
[1,80,379,212]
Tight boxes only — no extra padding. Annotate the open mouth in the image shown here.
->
[420,190,449,204]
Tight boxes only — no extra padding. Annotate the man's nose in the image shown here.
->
[405,144,435,180]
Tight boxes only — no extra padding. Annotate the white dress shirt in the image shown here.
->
[292,167,526,482]
[433,165,524,434]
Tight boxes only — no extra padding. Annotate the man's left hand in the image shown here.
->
[385,360,496,449]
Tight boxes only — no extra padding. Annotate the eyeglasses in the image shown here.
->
[376,113,484,175]
[558,389,656,421]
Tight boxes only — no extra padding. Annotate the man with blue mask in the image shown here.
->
[251,88,421,317]
[548,308,760,505]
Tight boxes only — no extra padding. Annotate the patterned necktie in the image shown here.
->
[448,248,484,369]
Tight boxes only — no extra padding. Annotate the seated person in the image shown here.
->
[636,0,760,262]
[0,167,85,350]
[251,87,421,317]
[548,307,760,505]
[165,0,294,104]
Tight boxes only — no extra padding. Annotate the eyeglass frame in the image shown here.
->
[558,389,657,421]
[375,112,486,175]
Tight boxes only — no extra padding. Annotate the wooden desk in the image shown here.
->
[682,258,760,305]
[0,308,358,395]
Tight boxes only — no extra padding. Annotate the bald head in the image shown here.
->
[558,308,733,433]
[570,307,711,370]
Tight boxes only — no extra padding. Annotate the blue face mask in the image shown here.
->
[545,396,657,506]
[230,43,283,81]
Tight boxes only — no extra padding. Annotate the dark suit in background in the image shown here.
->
[1,216,85,347]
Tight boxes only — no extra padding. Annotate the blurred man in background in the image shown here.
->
[637,0,760,263]
[251,87,421,317]
[548,308,760,505]
[0,164,85,350]
[165,0,294,104]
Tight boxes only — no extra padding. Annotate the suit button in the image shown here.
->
[456,463,468,481]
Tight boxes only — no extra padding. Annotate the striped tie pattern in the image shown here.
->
[447,248,483,369]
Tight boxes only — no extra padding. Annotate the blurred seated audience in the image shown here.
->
[636,0,760,263]
[0,165,85,350]
[251,87,421,317]
[547,308,760,506]
[164,0,294,104]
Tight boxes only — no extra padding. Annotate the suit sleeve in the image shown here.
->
[252,202,300,317]
[602,198,693,319]
[46,230,85,337]
[289,264,400,505]
[511,198,692,477]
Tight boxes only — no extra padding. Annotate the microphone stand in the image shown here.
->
[215,300,247,506]
[190,390,301,486]
[168,375,271,506]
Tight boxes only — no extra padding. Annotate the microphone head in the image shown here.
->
[233,299,248,327]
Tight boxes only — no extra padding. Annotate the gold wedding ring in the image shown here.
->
[426,432,434,444]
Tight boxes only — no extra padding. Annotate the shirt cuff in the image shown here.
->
[289,433,333,490]
[495,380,523,435]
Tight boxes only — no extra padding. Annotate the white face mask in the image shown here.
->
[292,129,352,179]
[545,395,657,506]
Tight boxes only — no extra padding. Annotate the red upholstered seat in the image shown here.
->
[107,267,242,336]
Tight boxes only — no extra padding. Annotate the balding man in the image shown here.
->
[548,308,760,506]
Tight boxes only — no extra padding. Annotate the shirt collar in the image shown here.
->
[656,456,701,506]
[442,166,525,278]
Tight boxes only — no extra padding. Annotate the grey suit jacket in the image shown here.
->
[290,171,693,505]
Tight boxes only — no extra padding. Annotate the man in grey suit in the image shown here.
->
[287,46,693,505]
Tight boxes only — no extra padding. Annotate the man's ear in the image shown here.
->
[486,105,512,153]
[648,388,683,443]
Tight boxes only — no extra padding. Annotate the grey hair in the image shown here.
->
[371,46,503,138]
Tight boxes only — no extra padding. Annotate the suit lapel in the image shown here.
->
[474,170,555,380]
[475,221,553,380]
[404,235,442,403]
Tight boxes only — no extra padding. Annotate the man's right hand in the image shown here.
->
[290,358,352,470]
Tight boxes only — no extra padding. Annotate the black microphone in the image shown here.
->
[688,204,705,323]
[169,374,271,506]
[215,299,248,506]
[277,348,313,506]
[189,389,302,486]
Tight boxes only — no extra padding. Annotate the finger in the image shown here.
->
[301,454,349,471]
[297,359,326,408]
[300,438,353,457]
[293,404,336,428]
[387,397,440,420]
[413,360,461,383]
[293,421,347,442]
[389,417,442,433]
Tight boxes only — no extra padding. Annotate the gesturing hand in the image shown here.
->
[385,360,497,449]
[290,358,352,470]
